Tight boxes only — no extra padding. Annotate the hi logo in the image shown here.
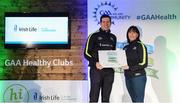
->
[3,84,30,103]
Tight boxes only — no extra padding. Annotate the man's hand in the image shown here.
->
[96,62,103,70]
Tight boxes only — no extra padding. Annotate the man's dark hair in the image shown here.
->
[100,14,111,23]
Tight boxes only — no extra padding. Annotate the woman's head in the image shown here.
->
[126,25,140,43]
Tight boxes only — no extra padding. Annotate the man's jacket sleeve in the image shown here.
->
[84,34,98,65]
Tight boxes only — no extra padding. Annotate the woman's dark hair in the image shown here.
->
[100,14,111,23]
[126,25,141,43]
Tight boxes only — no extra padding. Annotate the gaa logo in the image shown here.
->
[93,1,130,25]
[3,84,30,103]
[93,1,118,25]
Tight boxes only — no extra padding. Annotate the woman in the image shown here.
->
[122,25,148,102]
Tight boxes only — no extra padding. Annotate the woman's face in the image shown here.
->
[128,31,138,42]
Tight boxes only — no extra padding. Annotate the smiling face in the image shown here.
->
[128,31,139,42]
[100,17,111,31]
[126,26,140,43]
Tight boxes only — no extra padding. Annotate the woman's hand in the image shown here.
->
[96,62,103,70]
[121,65,129,70]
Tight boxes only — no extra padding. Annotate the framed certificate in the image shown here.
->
[98,50,127,68]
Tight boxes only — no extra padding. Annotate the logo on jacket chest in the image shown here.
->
[98,36,103,40]
[97,36,114,42]
[99,43,113,47]
[110,37,114,41]
[133,46,137,50]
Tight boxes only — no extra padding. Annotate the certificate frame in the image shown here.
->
[98,50,127,68]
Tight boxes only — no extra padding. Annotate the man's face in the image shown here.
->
[100,17,111,31]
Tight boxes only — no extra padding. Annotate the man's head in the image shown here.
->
[100,15,111,31]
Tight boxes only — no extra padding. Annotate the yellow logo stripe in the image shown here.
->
[138,42,146,65]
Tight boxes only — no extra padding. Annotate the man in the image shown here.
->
[84,14,117,103]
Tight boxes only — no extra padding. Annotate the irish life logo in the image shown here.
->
[14,25,18,32]
[3,84,30,103]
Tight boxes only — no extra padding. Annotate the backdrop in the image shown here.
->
[88,0,180,102]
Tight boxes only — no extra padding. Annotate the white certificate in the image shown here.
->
[98,50,127,68]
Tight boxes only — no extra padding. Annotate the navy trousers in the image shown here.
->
[89,67,114,103]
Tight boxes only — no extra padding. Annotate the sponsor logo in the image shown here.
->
[3,84,30,103]
[2,83,77,102]
[14,25,17,32]
[13,25,37,32]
